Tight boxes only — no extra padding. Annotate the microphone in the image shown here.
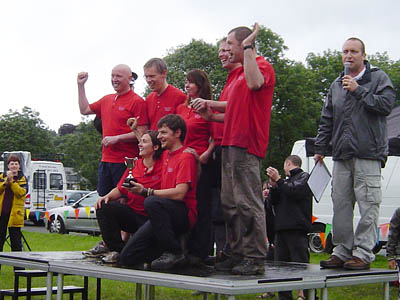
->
[344,62,351,76]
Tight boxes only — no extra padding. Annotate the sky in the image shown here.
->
[1,0,399,131]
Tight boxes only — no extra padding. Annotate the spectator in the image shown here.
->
[267,155,312,300]
[0,155,28,263]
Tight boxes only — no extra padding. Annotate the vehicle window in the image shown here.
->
[68,193,82,201]
[33,172,46,189]
[50,173,63,190]
[79,193,99,207]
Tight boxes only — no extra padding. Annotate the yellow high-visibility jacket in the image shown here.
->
[0,172,27,227]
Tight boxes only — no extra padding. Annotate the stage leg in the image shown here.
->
[46,272,53,300]
[56,273,64,300]
[383,281,389,300]
[322,287,328,300]
[136,283,142,300]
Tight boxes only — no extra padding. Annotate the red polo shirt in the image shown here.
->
[212,67,242,145]
[161,147,197,228]
[90,90,148,162]
[145,85,186,130]
[117,158,162,216]
[177,104,212,156]
[222,57,275,158]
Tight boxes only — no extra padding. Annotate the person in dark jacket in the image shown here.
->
[267,155,312,300]
[315,37,395,271]
[387,208,400,299]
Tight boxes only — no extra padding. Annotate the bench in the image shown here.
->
[0,269,88,300]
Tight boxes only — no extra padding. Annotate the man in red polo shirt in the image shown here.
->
[210,38,242,260]
[192,24,275,275]
[77,64,149,196]
[119,114,198,270]
[144,58,187,130]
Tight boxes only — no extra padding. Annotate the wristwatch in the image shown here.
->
[243,44,254,50]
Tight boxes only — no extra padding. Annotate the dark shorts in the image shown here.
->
[97,162,126,196]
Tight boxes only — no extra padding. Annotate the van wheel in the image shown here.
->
[309,233,333,254]
[49,216,66,234]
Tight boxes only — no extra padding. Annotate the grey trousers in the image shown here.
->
[331,158,381,263]
[221,146,267,259]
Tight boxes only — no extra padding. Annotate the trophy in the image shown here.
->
[122,157,137,188]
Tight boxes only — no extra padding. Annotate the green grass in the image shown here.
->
[0,231,399,299]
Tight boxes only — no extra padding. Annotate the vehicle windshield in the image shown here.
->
[77,192,99,207]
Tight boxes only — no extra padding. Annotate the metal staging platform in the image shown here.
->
[0,251,397,300]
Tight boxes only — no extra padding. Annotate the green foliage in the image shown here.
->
[368,52,400,106]
[0,107,56,158]
[54,120,101,189]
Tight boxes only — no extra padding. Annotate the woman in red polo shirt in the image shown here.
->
[177,69,215,264]
[83,130,163,264]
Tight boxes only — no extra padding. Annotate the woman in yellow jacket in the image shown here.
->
[0,154,27,255]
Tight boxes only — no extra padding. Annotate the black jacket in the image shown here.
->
[270,168,312,233]
[314,61,395,167]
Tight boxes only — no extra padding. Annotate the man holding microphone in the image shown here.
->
[315,38,395,270]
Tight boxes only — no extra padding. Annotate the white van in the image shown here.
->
[2,151,67,224]
[291,140,400,253]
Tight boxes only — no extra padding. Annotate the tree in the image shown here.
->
[368,52,400,106]
[54,120,101,189]
[0,107,56,158]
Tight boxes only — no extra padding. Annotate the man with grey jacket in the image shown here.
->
[315,37,395,270]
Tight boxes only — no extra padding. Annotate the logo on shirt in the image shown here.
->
[164,107,172,112]
[238,75,244,81]
[152,175,160,181]
[195,114,201,119]
[118,106,125,111]
[168,167,173,173]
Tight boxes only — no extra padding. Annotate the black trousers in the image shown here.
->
[96,202,148,252]
[0,213,22,255]
[187,161,215,259]
[275,230,309,300]
[120,196,189,266]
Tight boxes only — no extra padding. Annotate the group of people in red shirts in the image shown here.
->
[77,23,275,276]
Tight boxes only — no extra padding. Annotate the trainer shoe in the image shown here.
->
[102,251,120,264]
[215,256,242,272]
[82,240,109,258]
[343,256,370,270]
[151,252,185,270]
[232,258,265,275]
[320,255,345,269]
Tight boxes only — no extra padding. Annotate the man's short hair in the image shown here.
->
[157,114,186,142]
[217,37,227,47]
[228,26,254,47]
[285,155,302,167]
[143,58,167,74]
[346,37,366,54]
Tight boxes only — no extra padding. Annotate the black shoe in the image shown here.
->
[151,252,185,270]
[215,256,242,272]
[232,258,265,275]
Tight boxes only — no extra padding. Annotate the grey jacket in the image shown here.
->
[387,207,400,258]
[314,61,395,167]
